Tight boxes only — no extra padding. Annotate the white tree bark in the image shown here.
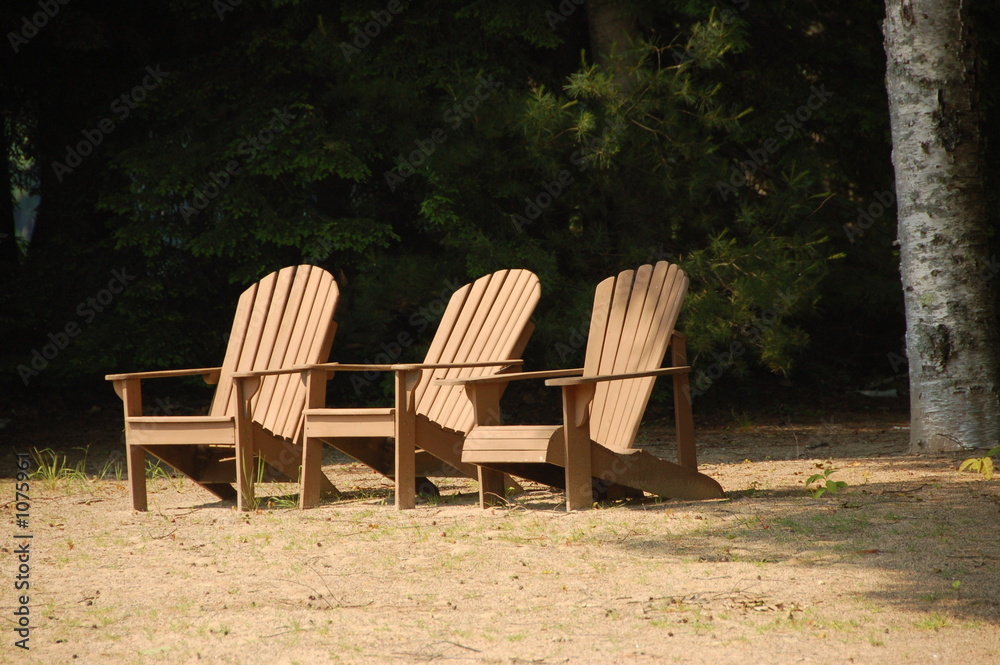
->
[884,0,1000,452]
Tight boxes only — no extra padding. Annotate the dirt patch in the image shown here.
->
[3,403,1000,664]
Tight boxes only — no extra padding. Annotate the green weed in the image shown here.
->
[806,461,848,497]
[97,456,125,481]
[245,455,268,511]
[30,447,88,484]
[914,613,949,631]
[145,459,170,480]
[266,495,299,510]
[731,409,754,430]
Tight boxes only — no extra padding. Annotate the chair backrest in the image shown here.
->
[210,265,339,441]
[413,269,541,434]
[584,261,688,452]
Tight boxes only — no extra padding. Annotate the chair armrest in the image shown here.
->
[435,368,583,387]
[231,359,523,380]
[232,363,346,379]
[105,367,223,383]
[107,367,223,411]
[545,366,690,387]
[381,360,524,372]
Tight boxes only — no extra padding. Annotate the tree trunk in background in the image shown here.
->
[586,0,638,249]
[586,0,636,87]
[1,118,17,263]
[884,0,1000,452]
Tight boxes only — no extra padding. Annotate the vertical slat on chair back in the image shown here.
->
[414,269,540,434]
[584,261,687,452]
[209,265,339,441]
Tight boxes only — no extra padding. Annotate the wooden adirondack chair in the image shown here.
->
[281,268,540,509]
[440,261,724,510]
[106,265,340,512]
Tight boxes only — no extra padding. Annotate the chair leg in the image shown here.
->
[466,381,514,508]
[395,437,416,509]
[675,389,697,470]
[235,416,255,513]
[671,339,697,470]
[119,379,148,511]
[394,369,419,510]
[562,384,595,511]
[478,467,506,508]
[127,444,147,511]
[300,435,323,509]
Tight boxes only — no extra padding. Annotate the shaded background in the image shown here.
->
[3,0,998,422]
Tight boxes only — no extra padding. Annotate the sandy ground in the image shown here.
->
[3,408,1000,665]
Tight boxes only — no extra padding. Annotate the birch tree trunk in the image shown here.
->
[884,0,1000,452]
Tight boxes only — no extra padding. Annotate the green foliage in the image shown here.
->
[510,29,835,373]
[2,0,903,399]
[959,446,1000,480]
[805,462,848,498]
